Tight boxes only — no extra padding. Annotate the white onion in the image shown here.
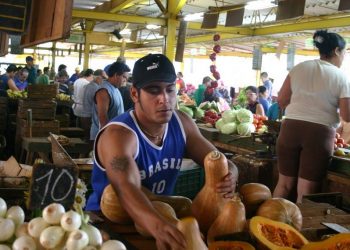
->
[0,198,7,217]
[42,203,65,224]
[66,230,89,250]
[12,235,36,250]
[60,210,81,232]
[15,222,29,238]
[0,245,11,250]
[28,217,49,238]
[0,217,15,241]
[6,206,25,226]
[81,224,102,247]
[39,226,65,249]
[101,240,127,250]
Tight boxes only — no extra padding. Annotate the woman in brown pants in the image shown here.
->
[274,30,350,203]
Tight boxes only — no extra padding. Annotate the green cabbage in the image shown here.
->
[215,118,225,131]
[237,122,255,136]
[221,122,237,135]
[236,109,253,123]
[222,110,237,124]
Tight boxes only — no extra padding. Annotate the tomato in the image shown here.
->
[257,124,263,129]
[337,138,345,144]
[344,143,350,148]
[337,143,344,148]
[335,133,340,139]
[261,116,268,121]
[253,118,259,125]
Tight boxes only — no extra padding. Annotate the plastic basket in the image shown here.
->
[174,167,204,199]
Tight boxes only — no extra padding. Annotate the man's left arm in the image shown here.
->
[177,111,238,197]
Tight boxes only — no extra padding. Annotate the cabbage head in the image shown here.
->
[237,122,255,136]
[221,122,237,135]
[222,109,237,124]
[215,118,225,131]
[236,109,253,123]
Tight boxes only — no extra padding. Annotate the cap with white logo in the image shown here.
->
[132,54,176,88]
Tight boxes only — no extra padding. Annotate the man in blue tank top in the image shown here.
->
[87,54,238,249]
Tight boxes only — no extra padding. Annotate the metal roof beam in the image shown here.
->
[186,33,244,44]
[187,22,253,35]
[109,0,143,13]
[72,9,165,26]
[253,15,350,36]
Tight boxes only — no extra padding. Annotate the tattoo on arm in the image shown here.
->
[110,156,129,172]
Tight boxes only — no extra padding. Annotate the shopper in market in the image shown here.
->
[273,30,350,203]
[90,61,130,141]
[87,54,238,249]
[0,64,18,95]
[260,71,273,103]
[245,85,265,116]
[24,56,37,85]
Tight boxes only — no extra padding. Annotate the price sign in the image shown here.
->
[29,163,78,210]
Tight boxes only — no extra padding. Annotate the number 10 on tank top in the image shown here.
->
[29,163,78,210]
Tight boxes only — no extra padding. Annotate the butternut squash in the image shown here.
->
[135,201,179,237]
[256,198,303,231]
[100,184,133,224]
[177,217,208,250]
[100,184,192,224]
[191,151,229,234]
[142,187,192,218]
[208,241,255,250]
[239,183,271,218]
[250,216,308,250]
[207,195,246,245]
[300,233,350,250]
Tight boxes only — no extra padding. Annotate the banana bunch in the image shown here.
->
[7,89,28,99]
[56,93,71,101]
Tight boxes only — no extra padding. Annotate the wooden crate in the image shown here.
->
[16,119,60,137]
[56,114,70,127]
[0,97,7,131]
[28,84,58,99]
[17,99,57,120]
[232,154,278,191]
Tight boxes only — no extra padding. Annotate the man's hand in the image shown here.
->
[151,220,187,250]
[216,160,238,198]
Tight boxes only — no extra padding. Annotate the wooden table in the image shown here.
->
[20,137,90,164]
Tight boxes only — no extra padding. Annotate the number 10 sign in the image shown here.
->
[29,163,78,210]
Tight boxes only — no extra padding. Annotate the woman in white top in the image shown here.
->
[274,30,350,203]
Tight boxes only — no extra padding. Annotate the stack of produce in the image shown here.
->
[56,93,71,101]
[178,100,221,126]
[99,151,350,249]
[215,109,268,136]
[0,197,127,249]
[6,89,27,99]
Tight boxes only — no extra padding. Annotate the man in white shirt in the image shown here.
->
[72,69,94,140]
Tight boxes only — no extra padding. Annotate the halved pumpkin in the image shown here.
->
[301,233,350,250]
[250,216,308,250]
[209,241,255,250]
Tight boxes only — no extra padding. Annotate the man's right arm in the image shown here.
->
[95,89,111,128]
[97,125,186,250]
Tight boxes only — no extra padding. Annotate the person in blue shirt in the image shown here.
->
[267,102,284,121]
[14,69,29,91]
[0,64,18,95]
[87,54,238,249]
[258,85,270,114]
[261,72,273,103]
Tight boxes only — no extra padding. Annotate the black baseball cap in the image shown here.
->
[26,56,34,61]
[132,54,176,88]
